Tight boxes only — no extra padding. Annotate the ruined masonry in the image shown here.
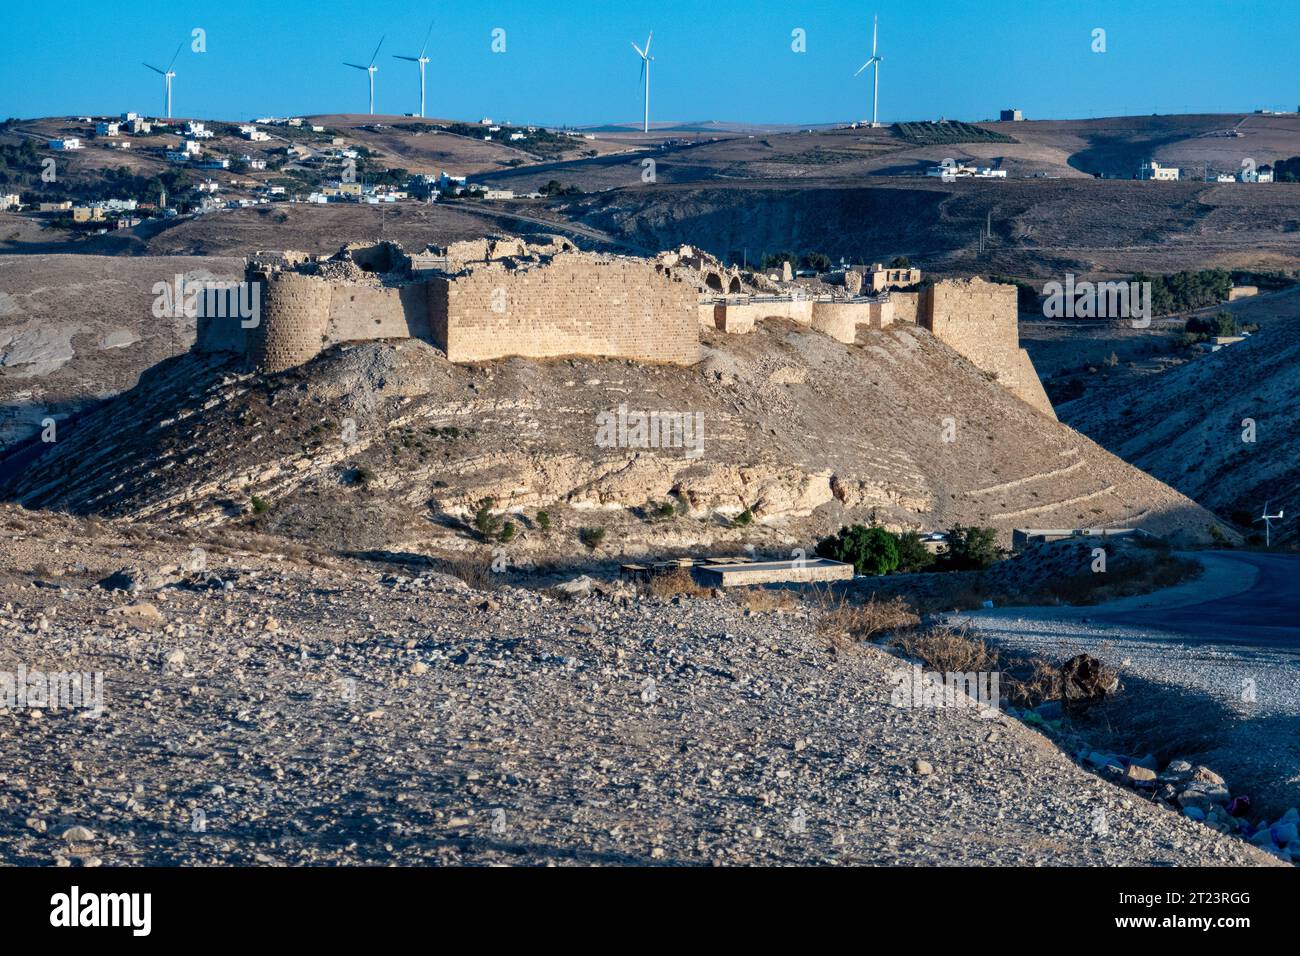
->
[198,236,700,370]
[196,236,1053,418]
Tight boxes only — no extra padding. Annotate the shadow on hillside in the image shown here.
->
[0,350,243,508]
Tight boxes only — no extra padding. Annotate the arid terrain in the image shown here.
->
[2,107,1298,870]
[0,506,1280,866]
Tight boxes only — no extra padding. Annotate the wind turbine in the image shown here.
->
[1255,500,1284,547]
[346,36,385,115]
[853,15,882,127]
[394,21,434,118]
[631,31,653,134]
[143,42,183,120]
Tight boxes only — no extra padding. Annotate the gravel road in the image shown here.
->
[951,550,1300,818]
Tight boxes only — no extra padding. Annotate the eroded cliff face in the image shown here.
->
[2,314,1228,560]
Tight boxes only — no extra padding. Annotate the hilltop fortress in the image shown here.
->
[196,236,1054,417]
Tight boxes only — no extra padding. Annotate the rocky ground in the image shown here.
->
[0,506,1279,866]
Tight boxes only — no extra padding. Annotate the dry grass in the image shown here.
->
[732,586,797,613]
[438,557,500,591]
[644,568,712,599]
[817,594,920,653]
[888,622,1060,708]
[1022,554,1200,606]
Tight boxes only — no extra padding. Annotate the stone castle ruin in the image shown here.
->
[196,236,1053,418]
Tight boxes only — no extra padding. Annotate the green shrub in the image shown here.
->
[536,510,551,532]
[815,524,899,576]
[894,531,936,573]
[938,526,1000,571]
[732,507,754,527]
[250,495,270,515]
[651,501,677,521]
[347,466,376,487]
[473,498,504,540]
[499,521,516,543]
[578,526,605,550]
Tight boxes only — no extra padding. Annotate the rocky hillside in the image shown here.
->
[0,318,1229,561]
[1061,302,1300,542]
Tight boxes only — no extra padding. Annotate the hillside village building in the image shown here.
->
[1138,160,1180,181]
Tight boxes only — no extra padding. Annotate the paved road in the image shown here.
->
[959,551,1298,648]
[1096,552,1299,647]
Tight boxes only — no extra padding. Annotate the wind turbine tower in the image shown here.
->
[346,36,385,115]
[143,42,184,119]
[631,32,654,134]
[853,15,883,127]
[394,21,434,118]
[1255,500,1284,547]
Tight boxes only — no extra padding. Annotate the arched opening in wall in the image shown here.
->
[727,276,742,294]
[705,272,723,292]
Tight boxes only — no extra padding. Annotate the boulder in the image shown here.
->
[1060,654,1118,708]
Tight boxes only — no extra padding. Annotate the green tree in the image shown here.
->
[799,251,832,273]
[893,531,936,573]
[815,524,899,576]
[473,498,504,540]
[939,526,1000,571]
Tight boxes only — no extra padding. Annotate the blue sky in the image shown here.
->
[1,0,1297,125]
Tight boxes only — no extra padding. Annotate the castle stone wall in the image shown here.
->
[432,255,700,365]
[891,291,919,325]
[810,302,861,343]
[326,283,431,342]
[919,278,1055,417]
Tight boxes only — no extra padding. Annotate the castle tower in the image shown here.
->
[248,271,332,373]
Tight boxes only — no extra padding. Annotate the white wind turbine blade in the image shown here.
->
[643,31,653,57]
[853,60,872,77]
[631,41,646,59]
[420,20,434,57]
[393,55,420,62]
[344,62,369,71]
[144,63,165,75]
[166,41,183,71]
[369,36,385,67]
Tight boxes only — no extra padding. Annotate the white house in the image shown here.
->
[95,122,120,137]
[1241,163,1275,183]
[185,121,213,139]
[48,138,83,150]
[0,193,20,211]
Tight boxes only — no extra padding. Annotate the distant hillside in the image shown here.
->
[1060,287,1300,542]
